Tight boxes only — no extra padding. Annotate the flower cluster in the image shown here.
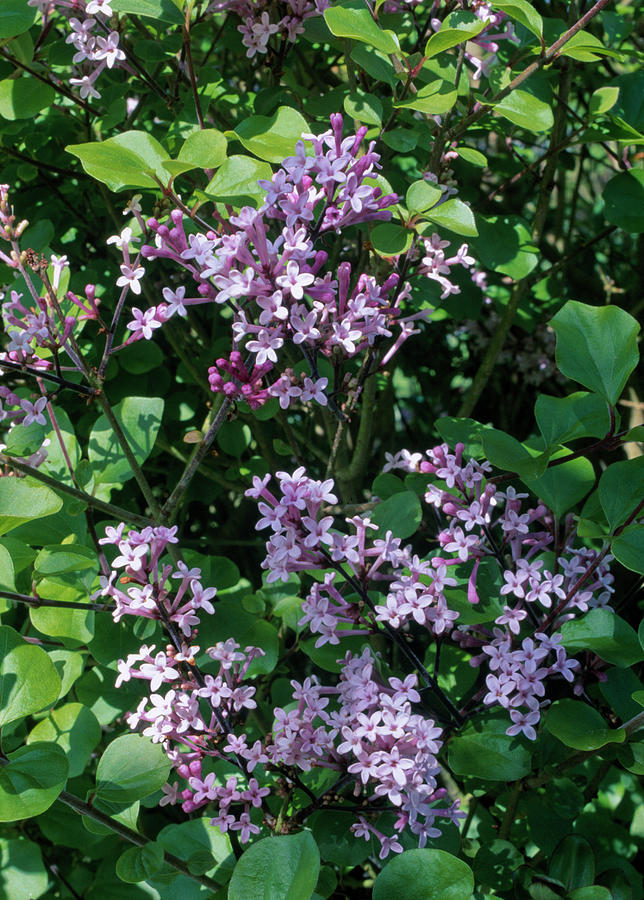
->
[137,115,431,411]
[30,0,126,100]
[385,443,615,739]
[206,0,330,59]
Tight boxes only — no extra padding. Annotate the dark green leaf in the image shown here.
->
[611,524,644,574]
[371,223,413,257]
[449,718,532,780]
[599,457,644,530]
[545,699,625,750]
[561,608,644,667]
[371,491,422,539]
[603,169,644,232]
[0,625,61,727]
[374,849,474,900]
[535,392,610,447]
[550,301,640,404]
[0,743,68,821]
[116,843,164,883]
[549,835,595,890]
[95,733,171,804]
[27,702,101,778]
[0,1,36,38]
[228,832,320,900]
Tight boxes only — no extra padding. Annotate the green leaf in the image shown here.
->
[455,147,487,167]
[611,524,644,574]
[204,154,273,207]
[0,544,15,593]
[217,421,251,458]
[0,77,54,121]
[599,458,644,530]
[344,91,383,126]
[0,743,68,821]
[350,45,397,87]
[111,0,183,23]
[34,544,97,577]
[88,396,164,493]
[491,1,542,37]
[235,107,309,163]
[449,718,532,780]
[374,849,474,900]
[545,699,625,751]
[434,416,491,459]
[156,817,234,884]
[95,734,171,804]
[0,837,48,900]
[2,422,45,458]
[0,625,61,727]
[560,608,644,668]
[481,429,545,478]
[535,392,610,447]
[494,89,554,132]
[406,180,442,214]
[116,843,165,884]
[603,169,644,233]
[522,454,596,517]
[0,1,36,38]
[66,132,171,192]
[164,128,227,174]
[425,11,486,58]
[371,223,413,257]
[589,86,620,116]
[394,80,458,115]
[228,832,320,900]
[423,198,477,236]
[470,214,538,279]
[567,889,612,900]
[473,839,523,892]
[550,301,640,404]
[0,478,62,536]
[371,491,422,539]
[549,835,595,891]
[323,3,399,55]
[27,702,101,778]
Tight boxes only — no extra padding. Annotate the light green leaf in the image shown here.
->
[0,478,62,536]
[561,608,644,667]
[228,832,320,900]
[204,155,273,207]
[0,625,61,727]
[234,107,309,163]
[374,848,474,900]
[323,3,399,55]
[394,80,457,115]
[0,837,48,900]
[406,180,442,214]
[116,843,165,883]
[491,1,543,37]
[590,86,620,116]
[545,699,625,750]
[110,0,183,24]
[425,11,486,58]
[66,131,170,192]
[0,743,68,821]
[95,733,171,804]
[449,718,532,780]
[176,128,227,169]
[344,91,383,126]
[494,89,554,132]
[88,396,164,492]
[424,198,478,236]
[27,703,101,778]
[371,223,413,257]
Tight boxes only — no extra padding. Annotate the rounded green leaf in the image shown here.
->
[611,524,644,574]
[235,107,309,163]
[550,301,640,404]
[0,1,36,38]
[492,1,543,37]
[228,832,320,900]
[0,837,48,900]
[535,392,610,447]
[0,743,68,821]
[599,457,644,530]
[470,214,537,279]
[373,848,474,900]
[344,91,383,126]
[549,834,595,890]
[89,396,164,491]
[425,11,486,58]
[371,223,413,257]
[156,817,234,884]
[473,840,522,892]
[449,719,532,780]
[603,169,644,233]
[116,843,164,883]
[406,180,442,214]
[323,5,399,55]
[205,155,273,207]
[27,703,101,778]
[0,478,63,537]
[523,455,596,517]
[394,80,457,115]
[0,77,54,121]
[66,131,170,192]
[176,128,227,169]
[561,608,644,667]
[111,0,183,24]
[545,699,625,751]
[95,733,171,804]
[423,198,478,236]
[0,625,61,727]
[371,491,422,539]
[494,89,554,132]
